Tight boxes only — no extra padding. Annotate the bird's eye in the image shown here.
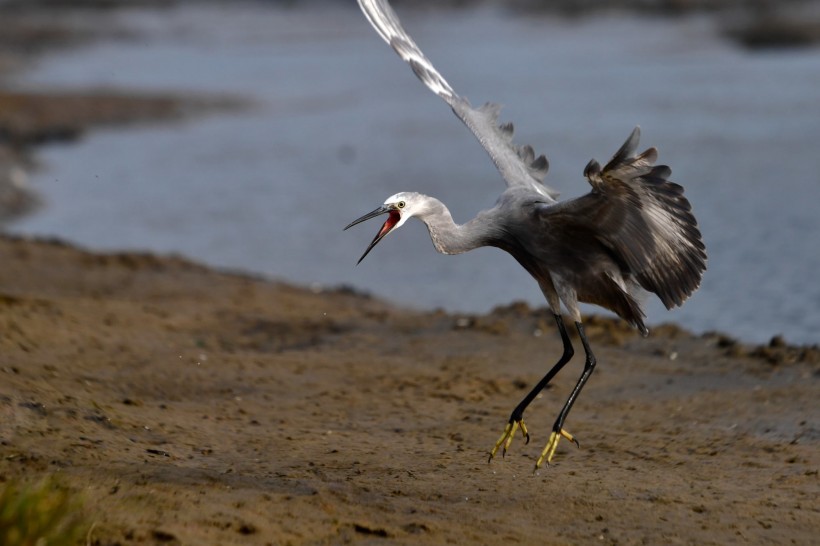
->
[397,201,406,209]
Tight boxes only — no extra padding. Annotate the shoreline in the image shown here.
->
[4,231,819,356]
[0,4,247,226]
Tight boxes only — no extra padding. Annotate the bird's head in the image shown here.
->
[344,192,425,264]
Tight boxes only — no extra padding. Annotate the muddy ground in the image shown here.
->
[0,236,817,545]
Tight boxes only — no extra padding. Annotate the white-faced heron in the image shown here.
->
[345,0,707,470]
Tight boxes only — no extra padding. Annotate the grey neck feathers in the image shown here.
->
[417,197,489,255]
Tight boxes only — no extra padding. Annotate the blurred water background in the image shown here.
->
[6,2,820,344]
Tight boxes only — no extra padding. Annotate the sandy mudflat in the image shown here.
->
[0,235,817,545]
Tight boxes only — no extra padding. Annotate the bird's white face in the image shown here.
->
[344,192,420,264]
[382,192,420,229]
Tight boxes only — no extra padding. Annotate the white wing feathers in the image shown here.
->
[357,0,559,200]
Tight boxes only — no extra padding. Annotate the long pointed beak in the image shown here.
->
[343,205,391,231]
[343,205,399,265]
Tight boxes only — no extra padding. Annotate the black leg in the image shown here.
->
[508,314,575,431]
[535,321,596,468]
[552,321,596,432]
[489,314,575,461]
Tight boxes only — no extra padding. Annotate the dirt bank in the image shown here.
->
[0,235,817,545]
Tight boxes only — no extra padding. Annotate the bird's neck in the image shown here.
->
[417,197,487,255]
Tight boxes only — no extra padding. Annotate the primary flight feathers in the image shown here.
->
[358,0,559,200]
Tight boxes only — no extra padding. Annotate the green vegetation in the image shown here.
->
[0,477,90,546]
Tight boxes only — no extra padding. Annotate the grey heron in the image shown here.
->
[345,0,706,470]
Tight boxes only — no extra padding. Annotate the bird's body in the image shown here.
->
[347,0,706,469]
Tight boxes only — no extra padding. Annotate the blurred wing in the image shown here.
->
[357,0,558,200]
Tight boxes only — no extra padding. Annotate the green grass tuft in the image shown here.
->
[0,477,90,546]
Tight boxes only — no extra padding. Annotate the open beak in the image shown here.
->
[344,205,401,264]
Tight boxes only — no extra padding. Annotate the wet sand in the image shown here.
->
[1,235,817,545]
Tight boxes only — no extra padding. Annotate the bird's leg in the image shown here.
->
[488,314,574,462]
[536,321,596,469]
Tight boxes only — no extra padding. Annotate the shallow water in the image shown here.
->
[9,3,820,344]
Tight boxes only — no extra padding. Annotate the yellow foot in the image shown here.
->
[488,419,530,462]
[534,429,580,470]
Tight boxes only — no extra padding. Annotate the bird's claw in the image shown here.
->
[534,428,579,470]
[488,419,529,462]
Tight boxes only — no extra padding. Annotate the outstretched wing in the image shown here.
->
[581,127,706,308]
[357,0,559,200]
